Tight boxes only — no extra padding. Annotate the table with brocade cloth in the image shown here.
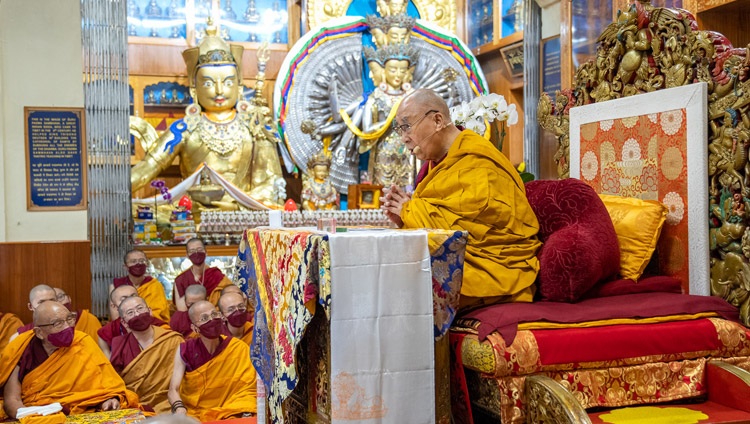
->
[235,228,468,424]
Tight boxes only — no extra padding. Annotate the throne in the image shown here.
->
[450,2,750,422]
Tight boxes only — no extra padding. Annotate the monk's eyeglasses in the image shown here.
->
[123,305,149,319]
[55,293,70,301]
[37,313,77,330]
[393,110,438,136]
[187,247,206,254]
[195,310,223,325]
[225,303,247,314]
[127,258,148,265]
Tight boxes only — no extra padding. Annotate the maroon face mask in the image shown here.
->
[198,318,225,339]
[126,312,152,332]
[189,251,206,266]
[62,302,73,311]
[227,310,248,328]
[128,263,147,277]
[48,326,75,348]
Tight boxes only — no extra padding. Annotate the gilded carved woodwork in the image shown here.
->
[306,0,457,33]
[524,375,592,424]
[538,0,750,325]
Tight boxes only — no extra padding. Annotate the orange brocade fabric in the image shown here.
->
[180,337,257,421]
[0,331,140,420]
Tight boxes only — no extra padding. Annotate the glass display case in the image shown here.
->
[128,0,187,42]
[466,0,525,50]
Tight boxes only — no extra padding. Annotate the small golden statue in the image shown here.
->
[187,167,226,207]
[301,149,338,211]
[130,19,285,209]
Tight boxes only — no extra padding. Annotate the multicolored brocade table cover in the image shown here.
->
[235,228,467,423]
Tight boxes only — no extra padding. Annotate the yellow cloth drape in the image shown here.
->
[237,321,253,346]
[136,279,171,322]
[208,277,234,307]
[0,331,140,420]
[74,310,102,348]
[338,97,402,141]
[401,130,541,299]
[120,326,183,413]
[0,312,24,353]
[180,337,257,421]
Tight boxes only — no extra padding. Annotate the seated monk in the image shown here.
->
[382,89,541,309]
[174,238,232,312]
[218,292,252,345]
[51,287,102,342]
[11,285,59,342]
[220,285,253,322]
[0,312,23,353]
[98,285,138,357]
[111,296,183,413]
[169,284,206,339]
[168,300,256,421]
[111,249,171,322]
[0,301,139,419]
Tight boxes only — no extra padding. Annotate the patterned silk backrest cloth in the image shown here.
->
[568,83,709,295]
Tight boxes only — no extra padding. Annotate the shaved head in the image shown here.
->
[220,284,244,297]
[109,285,138,306]
[188,300,215,324]
[118,295,149,319]
[400,88,451,118]
[33,301,68,326]
[28,284,57,310]
[185,284,207,309]
[218,292,245,314]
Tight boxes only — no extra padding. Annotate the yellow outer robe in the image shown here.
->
[136,279,171,322]
[120,326,183,413]
[0,312,23,353]
[401,130,541,300]
[0,331,140,420]
[75,310,102,342]
[180,336,257,421]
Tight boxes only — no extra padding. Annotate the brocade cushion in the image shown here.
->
[525,179,620,302]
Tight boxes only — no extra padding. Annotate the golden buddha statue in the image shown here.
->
[301,150,338,211]
[130,21,285,209]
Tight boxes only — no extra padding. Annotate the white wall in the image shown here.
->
[0,0,87,241]
[540,1,561,40]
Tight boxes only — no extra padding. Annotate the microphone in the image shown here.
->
[410,123,450,155]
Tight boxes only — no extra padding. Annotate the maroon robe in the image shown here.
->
[179,335,232,372]
[113,275,155,288]
[174,267,226,298]
[17,336,48,382]
[169,311,193,338]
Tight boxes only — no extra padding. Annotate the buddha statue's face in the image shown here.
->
[388,0,406,15]
[312,164,329,181]
[368,61,384,86]
[194,64,240,113]
[383,59,410,91]
[386,27,409,45]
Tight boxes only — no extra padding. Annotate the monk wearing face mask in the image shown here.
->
[0,302,139,420]
[173,238,232,312]
[167,300,256,421]
[218,292,253,346]
[111,249,171,322]
[110,296,183,413]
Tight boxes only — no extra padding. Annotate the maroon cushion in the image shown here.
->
[525,179,620,302]
[582,275,683,299]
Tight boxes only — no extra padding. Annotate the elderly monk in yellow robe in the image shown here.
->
[111,296,183,413]
[383,89,541,308]
[14,285,101,343]
[174,238,232,312]
[0,312,23,353]
[168,300,256,421]
[0,302,139,420]
[110,249,171,322]
[218,292,253,345]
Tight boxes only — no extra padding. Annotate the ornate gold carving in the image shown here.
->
[538,0,750,322]
[525,375,592,424]
[306,0,456,33]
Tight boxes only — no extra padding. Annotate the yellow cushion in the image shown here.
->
[598,194,668,280]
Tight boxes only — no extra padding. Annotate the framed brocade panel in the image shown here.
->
[569,83,709,295]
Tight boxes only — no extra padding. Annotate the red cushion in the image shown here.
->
[525,179,620,302]
[582,275,683,299]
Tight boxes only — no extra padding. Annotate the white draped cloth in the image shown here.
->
[131,163,271,210]
[328,229,435,424]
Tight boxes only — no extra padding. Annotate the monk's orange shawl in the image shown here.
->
[136,279,171,322]
[236,321,253,346]
[0,331,139,419]
[180,337,257,421]
[0,312,23,353]
[120,326,183,413]
[75,310,102,342]
[402,130,541,300]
